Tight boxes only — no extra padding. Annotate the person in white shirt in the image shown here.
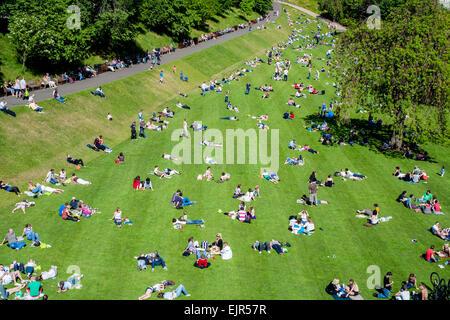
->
[395,284,411,300]
[38,265,58,281]
[221,242,232,260]
[139,281,173,300]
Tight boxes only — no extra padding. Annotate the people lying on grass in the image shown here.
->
[252,240,271,254]
[11,200,35,214]
[0,181,21,197]
[157,284,191,300]
[70,173,91,185]
[356,204,379,219]
[259,170,280,184]
[61,204,80,222]
[223,209,251,224]
[175,101,190,109]
[269,239,287,255]
[172,211,205,227]
[261,93,270,99]
[139,280,175,300]
[217,172,230,183]
[226,102,239,113]
[289,217,315,235]
[297,194,328,206]
[250,114,269,121]
[200,139,222,147]
[162,153,181,162]
[191,121,207,131]
[431,222,450,240]
[303,144,318,154]
[152,166,180,179]
[220,116,238,120]
[57,274,83,293]
[115,152,125,164]
[436,243,449,258]
[93,136,112,153]
[284,156,304,166]
[341,168,365,181]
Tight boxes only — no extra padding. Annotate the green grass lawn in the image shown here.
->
[282,0,320,13]
[0,8,448,300]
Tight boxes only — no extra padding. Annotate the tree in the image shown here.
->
[254,0,272,14]
[334,0,449,149]
[240,0,255,16]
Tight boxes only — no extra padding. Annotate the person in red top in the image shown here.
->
[289,112,295,120]
[432,200,441,214]
[425,245,437,262]
[194,254,210,269]
[62,204,80,222]
[133,176,142,190]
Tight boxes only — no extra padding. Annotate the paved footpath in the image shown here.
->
[5,2,281,108]
[4,1,345,108]
[278,1,347,32]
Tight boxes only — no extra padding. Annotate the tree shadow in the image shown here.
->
[302,113,437,163]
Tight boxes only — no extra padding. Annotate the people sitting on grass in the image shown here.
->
[111,207,123,228]
[29,100,44,113]
[324,175,334,187]
[0,228,27,250]
[191,121,207,131]
[194,254,210,269]
[288,139,302,151]
[0,98,16,117]
[217,172,230,183]
[423,245,439,263]
[325,279,352,300]
[115,152,125,164]
[0,264,26,286]
[436,243,449,258]
[238,188,255,202]
[172,191,196,209]
[90,86,105,98]
[53,89,66,103]
[289,217,315,235]
[61,204,80,222]
[21,224,40,246]
[226,102,239,113]
[431,222,450,240]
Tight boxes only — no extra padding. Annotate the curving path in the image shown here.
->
[5,2,282,108]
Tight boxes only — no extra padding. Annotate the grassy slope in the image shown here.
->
[283,0,320,13]
[0,8,449,300]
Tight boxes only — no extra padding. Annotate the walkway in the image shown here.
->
[5,2,282,108]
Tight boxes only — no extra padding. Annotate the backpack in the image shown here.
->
[201,241,209,250]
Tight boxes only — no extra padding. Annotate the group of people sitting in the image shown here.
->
[88,135,112,153]
[397,190,443,215]
[132,176,154,191]
[288,211,315,235]
[393,166,428,184]
[170,189,196,209]
[182,234,232,269]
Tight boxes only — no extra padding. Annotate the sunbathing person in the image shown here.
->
[220,116,238,120]
[200,139,222,147]
[259,170,280,184]
[11,200,35,214]
[284,156,304,166]
[217,172,230,183]
[0,181,21,197]
[288,139,303,151]
[70,173,91,185]
[257,120,269,130]
[297,194,328,205]
[162,153,181,161]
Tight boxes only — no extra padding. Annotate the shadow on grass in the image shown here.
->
[302,113,437,163]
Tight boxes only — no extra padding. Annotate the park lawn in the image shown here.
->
[282,0,320,13]
[0,7,449,300]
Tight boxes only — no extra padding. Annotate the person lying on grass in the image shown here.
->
[29,100,44,113]
[148,251,168,272]
[57,274,83,293]
[200,139,222,147]
[252,240,271,254]
[285,156,304,166]
[172,212,205,227]
[152,166,180,179]
[220,116,238,120]
[138,280,175,300]
[146,120,167,131]
[221,208,252,223]
[194,254,210,269]
[341,168,366,181]
[11,200,35,214]
[162,153,181,162]
[70,173,91,185]
[238,189,255,202]
[216,172,230,183]
[160,107,174,118]
[191,121,207,131]
[175,102,190,109]
[259,170,280,184]
[157,284,190,300]
[436,243,449,258]
[297,194,328,205]
[250,114,269,121]
[0,181,21,197]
